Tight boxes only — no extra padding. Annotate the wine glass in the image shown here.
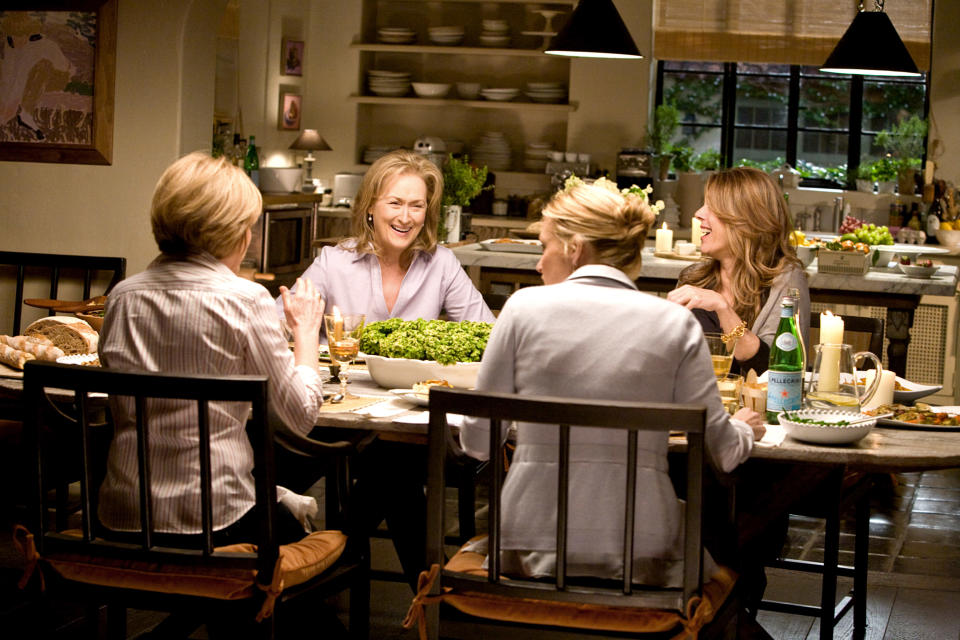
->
[704,332,738,380]
[323,312,366,398]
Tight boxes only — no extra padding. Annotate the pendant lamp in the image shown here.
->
[820,0,921,77]
[544,0,642,60]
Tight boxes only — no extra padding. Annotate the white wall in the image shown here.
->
[929,0,960,183]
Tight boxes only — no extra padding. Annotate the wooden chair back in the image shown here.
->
[808,313,884,363]
[0,251,126,335]
[424,388,711,634]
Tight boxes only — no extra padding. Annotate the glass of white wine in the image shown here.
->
[704,332,738,380]
[323,310,366,399]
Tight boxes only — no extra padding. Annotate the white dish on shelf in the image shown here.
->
[369,86,410,97]
[412,82,452,98]
[479,88,519,101]
[456,82,481,99]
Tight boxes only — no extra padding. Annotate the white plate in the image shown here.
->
[478,238,543,254]
[56,353,100,366]
[389,388,429,406]
[778,409,876,444]
[877,405,960,431]
[894,378,942,403]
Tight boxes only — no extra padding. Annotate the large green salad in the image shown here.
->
[359,318,492,365]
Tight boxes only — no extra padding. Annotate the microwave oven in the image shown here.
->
[245,205,315,280]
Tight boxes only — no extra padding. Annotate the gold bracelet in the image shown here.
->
[721,321,747,344]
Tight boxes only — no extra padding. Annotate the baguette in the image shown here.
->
[24,316,99,355]
[0,343,35,370]
[0,335,65,361]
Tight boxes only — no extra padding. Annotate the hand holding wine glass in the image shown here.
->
[323,306,366,398]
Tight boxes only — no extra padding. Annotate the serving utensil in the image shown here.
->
[24,295,107,313]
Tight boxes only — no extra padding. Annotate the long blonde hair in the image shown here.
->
[542,182,657,279]
[677,167,802,325]
[349,150,442,265]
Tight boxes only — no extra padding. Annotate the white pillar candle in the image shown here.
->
[691,217,702,248]
[818,311,844,392]
[655,222,673,253]
[861,369,896,411]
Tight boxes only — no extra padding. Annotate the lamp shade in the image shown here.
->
[820,9,921,77]
[545,0,642,60]
[289,129,332,151]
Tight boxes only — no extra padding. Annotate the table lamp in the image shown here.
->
[289,128,332,188]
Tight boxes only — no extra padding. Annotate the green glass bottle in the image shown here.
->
[766,297,804,423]
[244,134,260,188]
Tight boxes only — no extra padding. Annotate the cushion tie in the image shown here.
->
[402,563,443,640]
[254,554,285,622]
[13,525,44,591]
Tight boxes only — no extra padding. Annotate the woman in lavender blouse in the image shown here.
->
[278,149,494,329]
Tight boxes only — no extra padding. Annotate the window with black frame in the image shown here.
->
[657,61,927,189]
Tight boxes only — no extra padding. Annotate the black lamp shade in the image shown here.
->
[545,0,642,60]
[289,129,332,151]
[821,10,921,77]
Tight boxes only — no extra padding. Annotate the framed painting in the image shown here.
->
[0,0,117,165]
[280,93,302,131]
[282,39,303,76]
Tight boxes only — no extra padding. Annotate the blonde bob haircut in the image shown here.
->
[678,166,802,326]
[542,182,657,280]
[349,149,443,262]
[151,152,262,259]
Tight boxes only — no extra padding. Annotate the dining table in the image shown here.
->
[452,243,960,379]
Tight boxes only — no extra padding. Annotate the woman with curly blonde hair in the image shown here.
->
[668,167,810,374]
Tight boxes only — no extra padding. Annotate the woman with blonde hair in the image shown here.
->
[459,179,763,584]
[279,149,494,329]
[668,166,810,374]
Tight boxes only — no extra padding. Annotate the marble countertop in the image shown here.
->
[453,244,959,297]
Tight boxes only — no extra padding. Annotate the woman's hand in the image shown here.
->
[280,278,324,370]
[667,284,729,313]
[733,406,766,440]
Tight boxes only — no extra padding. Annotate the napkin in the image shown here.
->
[277,485,318,532]
[354,397,415,418]
[754,423,786,447]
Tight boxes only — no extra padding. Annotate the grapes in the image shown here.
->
[835,217,893,245]
[838,215,863,234]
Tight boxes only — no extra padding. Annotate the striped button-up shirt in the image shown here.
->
[98,251,323,533]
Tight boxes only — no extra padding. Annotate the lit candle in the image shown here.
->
[691,217,701,248]
[818,311,844,392]
[332,305,343,341]
[861,369,896,411]
[655,222,673,253]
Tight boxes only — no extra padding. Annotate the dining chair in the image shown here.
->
[16,361,369,639]
[0,250,126,336]
[406,387,741,640]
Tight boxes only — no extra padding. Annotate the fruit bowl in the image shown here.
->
[898,262,939,278]
[936,228,960,250]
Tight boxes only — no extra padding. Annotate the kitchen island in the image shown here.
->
[452,243,960,379]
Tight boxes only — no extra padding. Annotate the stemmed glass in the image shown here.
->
[323,309,366,399]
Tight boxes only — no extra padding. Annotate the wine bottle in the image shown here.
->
[766,297,804,423]
[244,134,260,188]
[926,198,942,241]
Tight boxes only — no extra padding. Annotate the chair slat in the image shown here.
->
[623,429,638,595]
[135,395,153,549]
[556,424,570,590]
[197,398,215,554]
[76,390,94,541]
[488,417,502,583]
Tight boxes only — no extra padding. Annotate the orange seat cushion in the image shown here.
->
[438,544,736,636]
[44,529,347,601]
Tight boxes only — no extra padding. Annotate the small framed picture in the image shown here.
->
[282,39,304,76]
[280,93,302,130]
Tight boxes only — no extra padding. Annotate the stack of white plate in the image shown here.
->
[363,145,398,164]
[479,87,519,102]
[480,19,510,47]
[525,82,567,103]
[368,70,411,97]
[428,25,464,45]
[377,26,416,44]
[524,142,553,172]
[471,131,512,171]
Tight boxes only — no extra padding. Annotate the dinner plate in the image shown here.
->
[893,378,942,403]
[877,405,960,431]
[56,354,101,367]
[389,388,429,406]
[478,238,543,254]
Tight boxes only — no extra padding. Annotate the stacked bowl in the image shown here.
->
[428,25,464,45]
[525,82,567,104]
[412,82,452,98]
[368,70,411,97]
[363,145,397,164]
[377,26,416,44]
[479,87,519,102]
[480,19,510,47]
[471,132,511,171]
[524,142,553,172]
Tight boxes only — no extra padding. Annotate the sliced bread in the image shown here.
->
[24,316,99,355]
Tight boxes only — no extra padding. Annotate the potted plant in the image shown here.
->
[692,149,722,173]
[670,143,700,227]
[854,163,874,193]
[871,155,899,194]
[441,154,489,243]
[646,103,680,181]
[875,115,927,196]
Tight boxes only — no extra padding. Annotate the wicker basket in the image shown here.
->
[816,249,874,275]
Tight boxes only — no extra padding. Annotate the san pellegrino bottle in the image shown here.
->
[244,134,260,188]
[766,297,804,423]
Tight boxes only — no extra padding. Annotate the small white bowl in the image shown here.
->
[936,228,960,250]
[777,409,876,445]
[795,244,817,268]
[898,262,938,278]
[411,82,451,98]
[456,82,481,99]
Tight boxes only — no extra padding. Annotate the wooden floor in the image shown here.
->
[2,467,959,638]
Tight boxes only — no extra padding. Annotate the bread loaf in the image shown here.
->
[0,343,35,370]
[0,335,65,361]
[24,316,99,355]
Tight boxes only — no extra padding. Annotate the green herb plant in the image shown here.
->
[359,318,493,364]
[646,103,680,179]
[670,144,695,173]
[692,149,722,172]
[875,115,928,171]
[440,154,489,236]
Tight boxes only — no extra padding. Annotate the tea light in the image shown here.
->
[655,222,673,253]
[861,368,895,411]
[691,217,702,248]
[818,311,844,392]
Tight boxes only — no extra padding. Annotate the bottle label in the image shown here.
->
[767,370,803,414]
[775,332,798,351]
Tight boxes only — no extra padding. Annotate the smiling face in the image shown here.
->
[536,217,577,285]
[370,172,427,259]
[694,203,732,263]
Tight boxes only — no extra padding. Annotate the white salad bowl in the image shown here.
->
[364,354,480,389]
[777,409,876,445]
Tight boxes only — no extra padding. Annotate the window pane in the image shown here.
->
[664,61,723,73]
[862,80,926,133]
[800,77,850,129]
[736,76,788,126]
[798,131,848,173]
[734,127,786,165]
[738,63,789,76]
[664,72,723,125]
